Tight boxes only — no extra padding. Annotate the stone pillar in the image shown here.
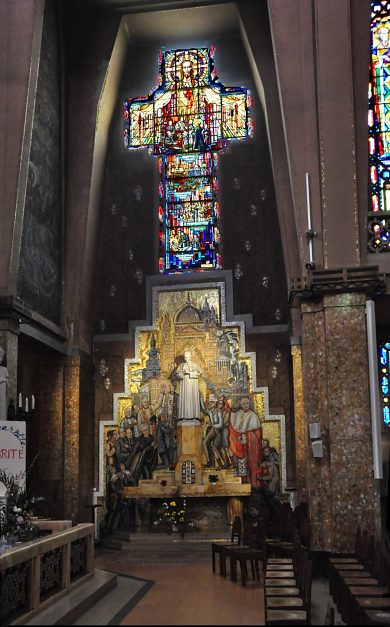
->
[291,342,306,501]
[301,293,381,552]
[0,319,19,410]
[35,356,65,519]
[64,356,81,523]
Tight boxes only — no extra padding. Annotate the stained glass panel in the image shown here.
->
[380,341,390,426]
[369,1,390,251]
[124,47,252,273]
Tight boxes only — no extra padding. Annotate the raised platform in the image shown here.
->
[123,468,251,498]
[23,569,117,625]
[100,531,230,563]
[103,530,230,550]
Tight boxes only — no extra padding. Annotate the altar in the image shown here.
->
[96,281,287,536]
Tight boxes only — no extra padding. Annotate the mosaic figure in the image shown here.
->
[176,350,202,421]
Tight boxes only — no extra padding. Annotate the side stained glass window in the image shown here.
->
[123,47,252,273]
[380,342,390,426]
[369,1,390,251]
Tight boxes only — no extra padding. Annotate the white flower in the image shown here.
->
[13,506,22,513]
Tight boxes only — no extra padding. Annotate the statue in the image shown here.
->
[0,346,9,420]
[176,350,202,422]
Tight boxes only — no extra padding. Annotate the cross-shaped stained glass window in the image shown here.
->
[123,47,252,273]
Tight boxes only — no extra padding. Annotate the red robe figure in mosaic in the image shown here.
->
[229,397,262,487]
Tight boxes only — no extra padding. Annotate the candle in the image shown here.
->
[25,397,29,413]
[18,393,22,408]
[31,395,35,410]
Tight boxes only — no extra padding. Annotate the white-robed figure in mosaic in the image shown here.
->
[176,350,202,422]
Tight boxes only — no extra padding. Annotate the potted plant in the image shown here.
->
[208,474,219,485]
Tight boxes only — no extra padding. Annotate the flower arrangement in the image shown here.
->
[154,499,187,529]
[0,464,44,543]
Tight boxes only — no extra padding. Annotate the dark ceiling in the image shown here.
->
[68,0,233,14]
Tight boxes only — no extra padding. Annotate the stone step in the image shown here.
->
[24,569,117,625]
[101,530,230,549]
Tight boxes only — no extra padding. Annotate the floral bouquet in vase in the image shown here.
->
[153,499,198,537]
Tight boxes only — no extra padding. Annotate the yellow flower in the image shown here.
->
[170,501,176,507]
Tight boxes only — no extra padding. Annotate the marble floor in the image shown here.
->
[90,540,345,626]
[93,555,264,625]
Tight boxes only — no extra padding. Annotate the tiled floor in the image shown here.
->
[94,552,265,625]
[93,545,345,625]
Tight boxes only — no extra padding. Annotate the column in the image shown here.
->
[301,293,381,552]
[291,341,306,501]
[0,320,19,411]
[64,356,81,523]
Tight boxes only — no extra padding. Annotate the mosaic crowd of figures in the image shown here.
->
[369,0,390,251]
[104,287,282,532]
[123,47,252,272]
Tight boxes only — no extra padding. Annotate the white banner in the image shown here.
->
[0,421,26,488]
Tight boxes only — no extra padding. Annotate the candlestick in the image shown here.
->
[305,172,315,269]
[25,397,29,413]
[31,395,35,410]
[18,392,22,408]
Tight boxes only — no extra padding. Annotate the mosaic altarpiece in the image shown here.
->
[98,284,286,522]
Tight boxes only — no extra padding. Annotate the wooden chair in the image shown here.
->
[265,544,307,601]
[364,609,390,625]
[328,526,367,600]
[230,530,267,586]
[211,515,241,574]
[329,533,390,625]
[266,508,299,560]
[219,517,260,578]
[297,515,311,552]
[265,559,313,625]
[345,548,390,625]
[266,555,309,612]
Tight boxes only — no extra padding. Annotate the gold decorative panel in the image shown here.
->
[99,283,286,504]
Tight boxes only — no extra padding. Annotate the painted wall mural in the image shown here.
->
[98,283,286,528]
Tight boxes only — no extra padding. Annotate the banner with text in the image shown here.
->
[0,421,26,488]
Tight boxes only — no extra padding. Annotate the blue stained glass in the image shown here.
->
[124,47,252,273]
[379,341,390,426]
[369,1,390,251]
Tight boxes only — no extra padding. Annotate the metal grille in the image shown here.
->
[40,548,62,600]
[0,562,29,623]
[70,537,87,581]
